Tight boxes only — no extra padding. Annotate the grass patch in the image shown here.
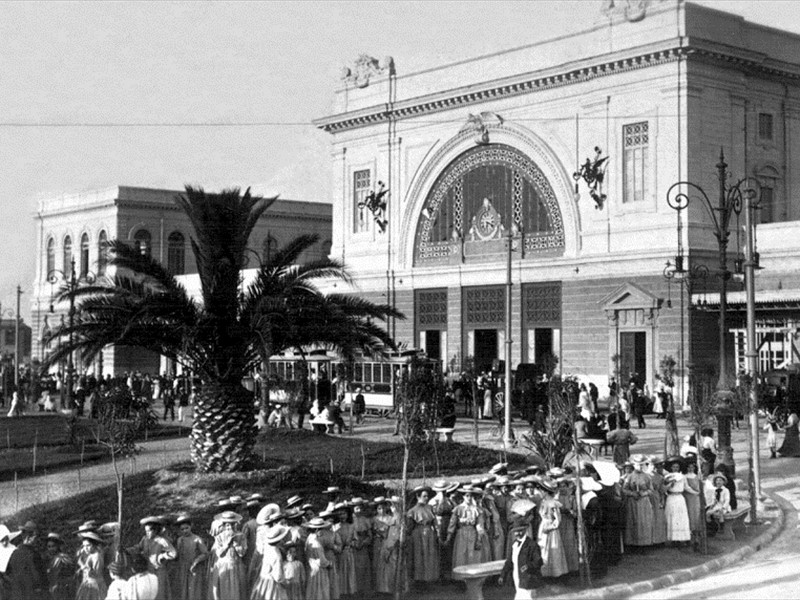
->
[252,428,526,480]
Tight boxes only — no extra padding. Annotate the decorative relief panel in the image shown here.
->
[415,289,448,328]
[523,282,562,327]
[464,286,505,325]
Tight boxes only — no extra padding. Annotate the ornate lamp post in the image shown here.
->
[504,224,522,446]
[665,149,756,473]
[47,256,95,410]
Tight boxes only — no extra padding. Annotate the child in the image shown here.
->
[765,410,779,459]
[173,514,208,600]
[284,545,306,600]
[105,561,127,600]
[705,474,731,535]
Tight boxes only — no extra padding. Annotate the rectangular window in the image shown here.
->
[760,184,775,223]
[5,329,14,345]
[623,122,649,204]
[353,169,372,233]
[758,113,774,141]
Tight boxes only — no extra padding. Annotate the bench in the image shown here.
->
[433,427,455,442]
[717,503,751,541]
[452,559,505,600]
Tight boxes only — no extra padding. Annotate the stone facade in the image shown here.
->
[315,0,800,406]
[32,186,332,375]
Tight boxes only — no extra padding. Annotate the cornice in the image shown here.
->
[314,38,800,134]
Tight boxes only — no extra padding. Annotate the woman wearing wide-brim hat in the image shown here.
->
[45,531,75,600]
[621,452,656,547]
[127,514,176,600]
[173,511,208,600]
[305,517,334,599]
[446,485,485,570]
[208,508,247,600]
[407,483,440,584]
[430,479,456,580]
[76,530,108,600]
[250,525,290,599]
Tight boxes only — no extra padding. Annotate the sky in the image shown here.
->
[1,0,799,318]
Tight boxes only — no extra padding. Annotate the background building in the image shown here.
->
[315,0,800,406]
[32,186,331,376]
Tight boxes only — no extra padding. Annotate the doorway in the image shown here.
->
[619,331,647,385]
[474,329,498,373]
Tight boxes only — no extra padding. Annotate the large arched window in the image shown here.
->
[46,237,56,277]
[80,233,90,278]
[133,229,152,257]
[167,231,185,274]
[97,231,108,276]
[414,143,564,265]
[63,235,73,278]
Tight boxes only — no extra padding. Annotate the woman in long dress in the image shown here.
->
[208,511,248,600]
[537,480,568,578]
[446,487,486,569]
[648,459,668,545]
[606,425,638,466]
[350,499,372,594]
[683,459,703,545]
[250,525,289,600]
[663,457,691,543]
[75,534,107,600]
[778,412,800,457]
[333,505,357,596]
[429,481,455,580]
[44,533,74,600]
[555,477,579,573]
[172,515,208,600]
[622,454,655,547]
[406,486,440,583]
[371,499,393,594]
[305,518,332,600]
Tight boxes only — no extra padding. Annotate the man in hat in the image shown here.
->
[498,499,542,599]
[6,521,48,599]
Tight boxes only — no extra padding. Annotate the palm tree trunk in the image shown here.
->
[191,381,257,472]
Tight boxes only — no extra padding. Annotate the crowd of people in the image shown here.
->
[0,450,749,600]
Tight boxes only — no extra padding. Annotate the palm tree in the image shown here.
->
[43,186,401,472]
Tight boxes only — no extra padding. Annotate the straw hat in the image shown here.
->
[285,495,303,509]
[215,511,243,524]
[322,486,341,495]
[445,482,460,494]
[489,462,509,476]
[664,455,685,472]
[265,524,290,545]
[139,516,166,527]
[546,467,565,480]
[537,479,557,494]
[630,454,648,465]
[256,503,281,526]
[46,532,64,544]
[79,531,105,544]
[175,513,192,525]
[431,479,449,492]
[305,517,331,530]
[74,520,99,535]
[412,485,432,497]
[711,472,728,485]
[247,493,265,503]
[284,508,303,521]
[372,496,386,505]
[349,497,365,506]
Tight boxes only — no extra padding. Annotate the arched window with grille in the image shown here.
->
[756,165,782,223]
[63,235,73,278]
[134,229,152,257]
[80,233,90,278]
[46,237,56,277]
[98,231,108,276]
[167,231,185,274]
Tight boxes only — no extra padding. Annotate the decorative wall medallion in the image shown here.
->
[460,112,504,146]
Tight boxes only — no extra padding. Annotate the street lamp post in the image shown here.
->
[665,149,753,473]
[504,225,521,446]
[48,256,95,410]
[14,286,22,389]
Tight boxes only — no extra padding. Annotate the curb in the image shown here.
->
[554,493,787,599]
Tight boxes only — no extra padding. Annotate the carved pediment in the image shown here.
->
[601,282,660,312]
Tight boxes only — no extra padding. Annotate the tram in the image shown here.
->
[266,348,434,413]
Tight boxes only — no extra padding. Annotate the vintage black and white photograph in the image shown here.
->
[0,1,799,598]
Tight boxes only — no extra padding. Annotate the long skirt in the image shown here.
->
[624,496,654,547]
[451,525,482,568]
[650,494,668,545]
[353,546,371,592]
[305,559,330,600]
[409,525,439,582]
[665,493,691,541]
[558,513,580,573]
[75,576,107,600]
[539,529,568,578]
[337,546,356,595]
[209,555,247,600]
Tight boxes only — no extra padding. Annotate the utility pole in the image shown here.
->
[14,285,22,388]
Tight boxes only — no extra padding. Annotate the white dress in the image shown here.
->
[664,473,691,541]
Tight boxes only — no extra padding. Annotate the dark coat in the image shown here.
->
[6,542,48,599]
[501,531,543,591]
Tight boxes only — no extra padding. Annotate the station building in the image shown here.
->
[31,186,331,376]
[314,0,800,405]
